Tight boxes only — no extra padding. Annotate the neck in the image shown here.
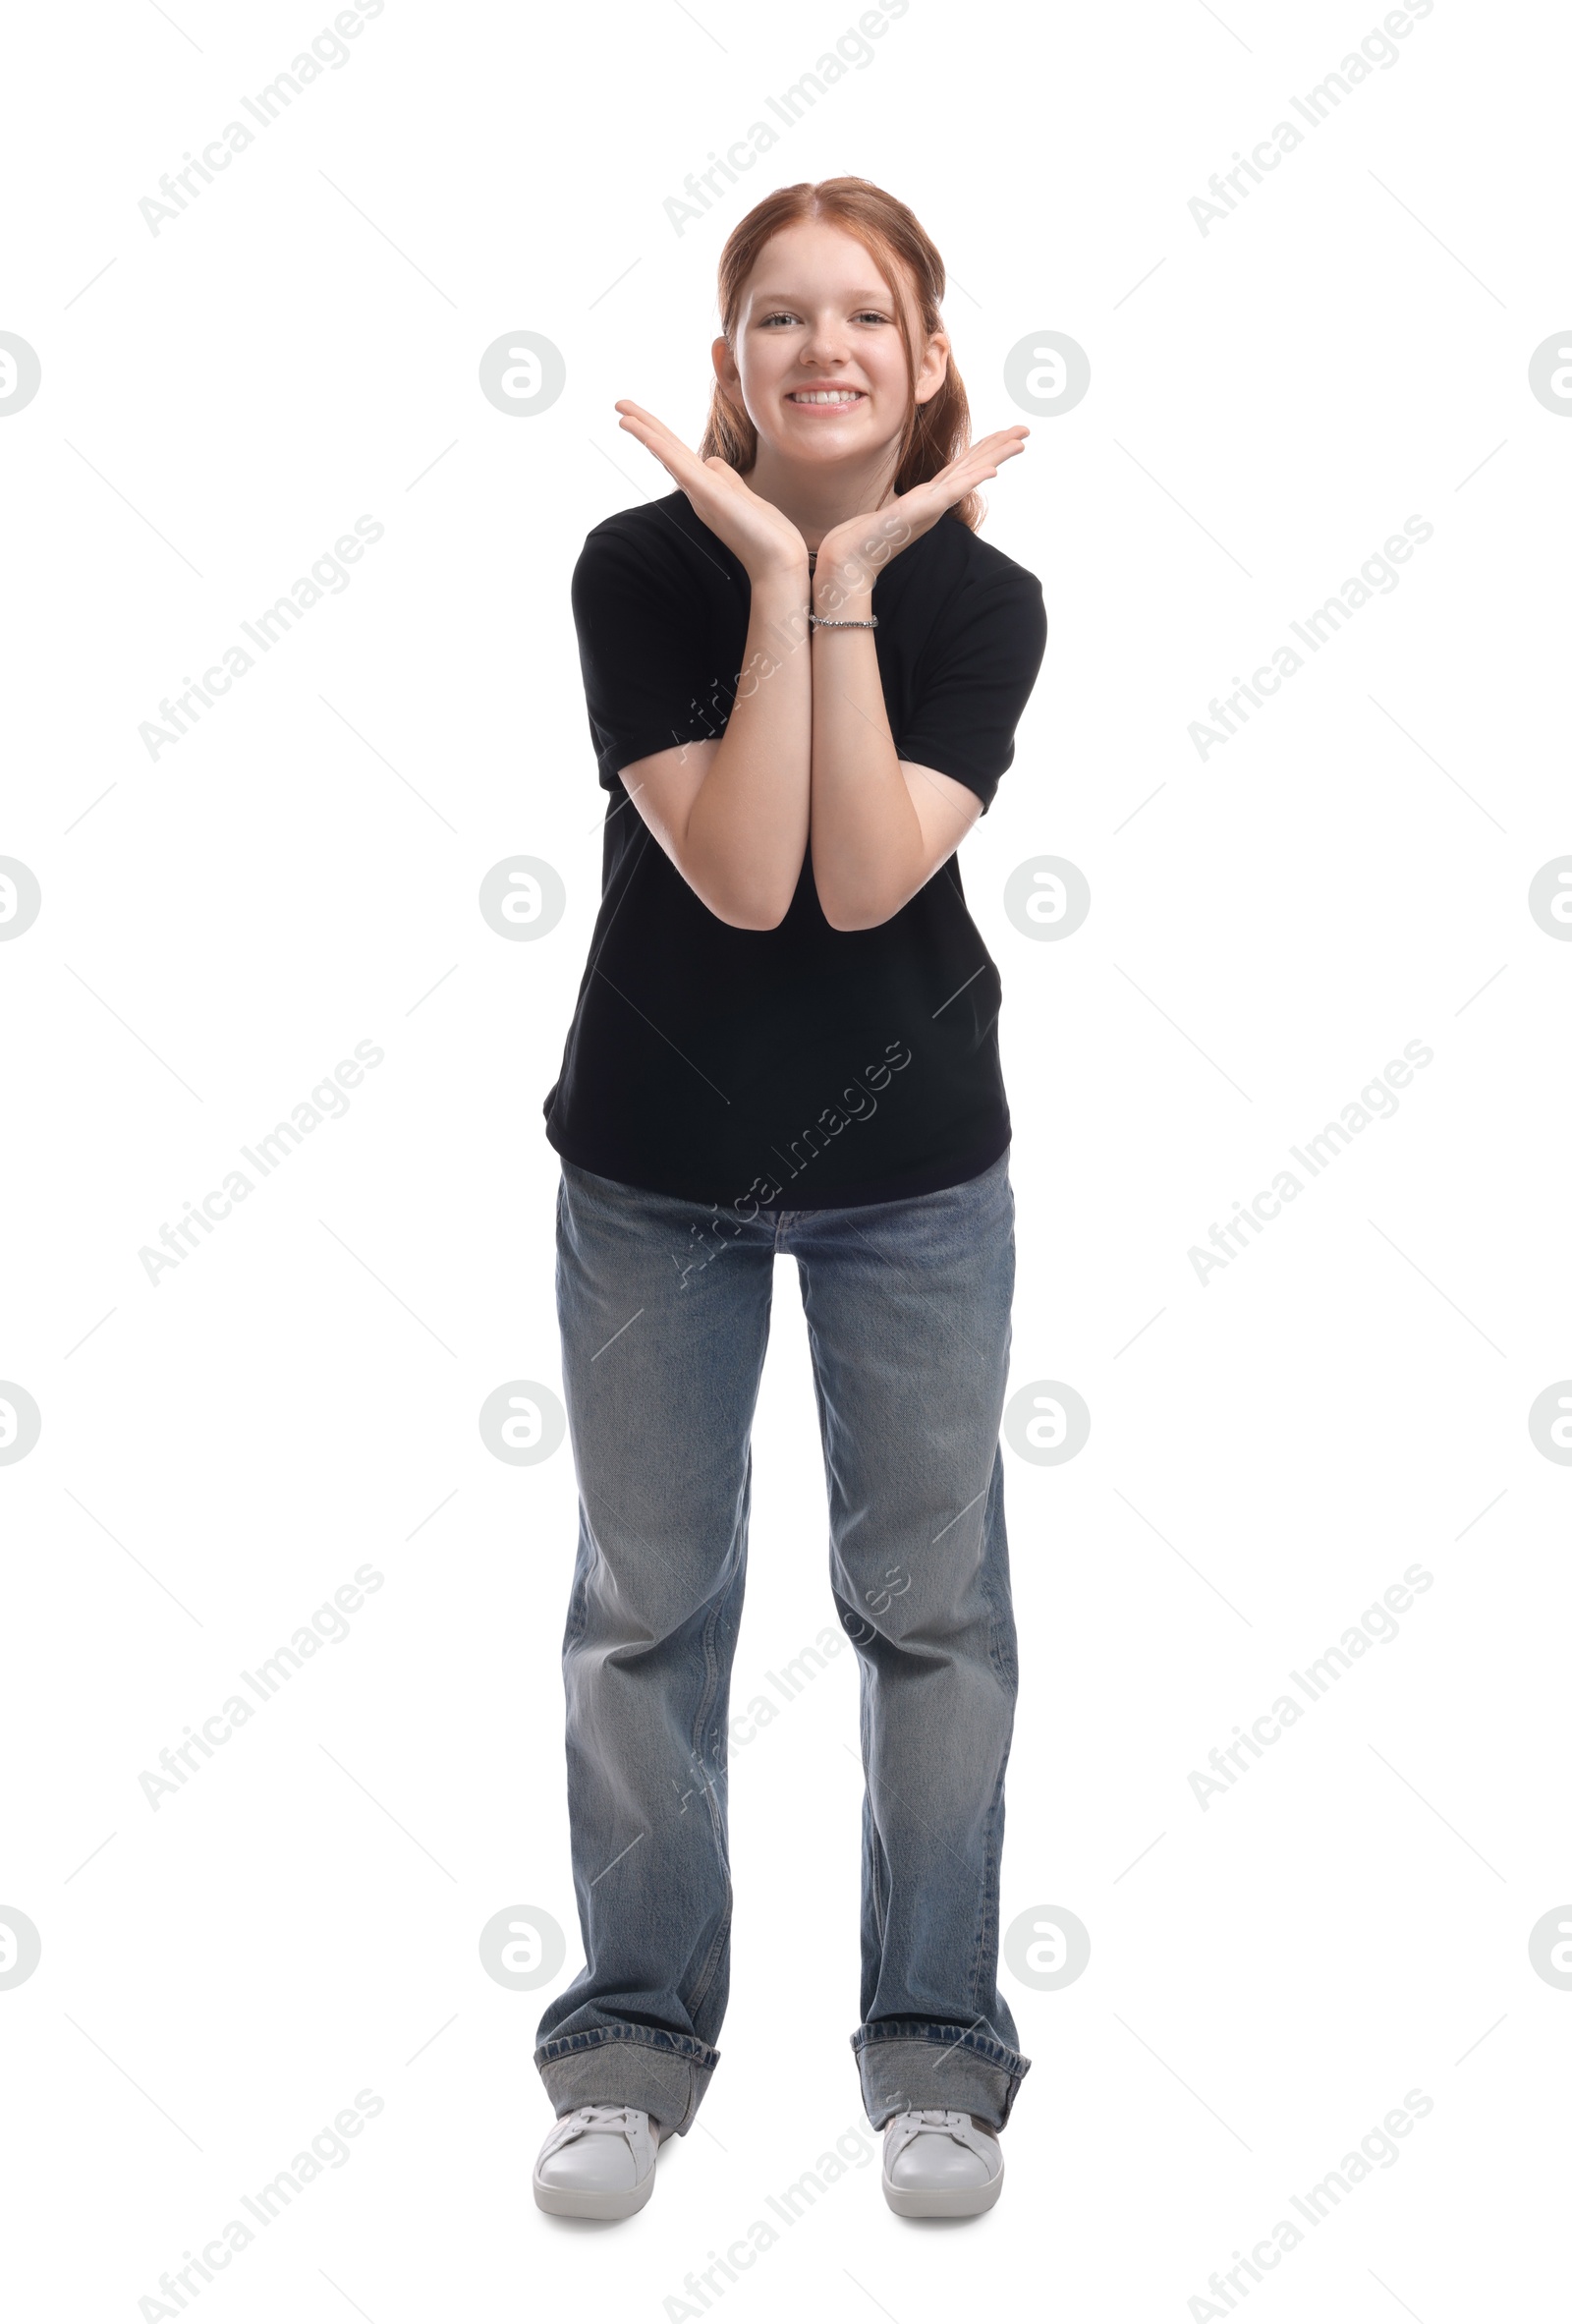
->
[742,440,902,550]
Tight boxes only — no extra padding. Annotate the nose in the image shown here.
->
[799,312,852,368]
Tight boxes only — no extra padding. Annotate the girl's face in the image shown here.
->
[713,218,948,480]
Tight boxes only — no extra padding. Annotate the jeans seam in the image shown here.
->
[562,1519,590,1655]
[981,1449,1016,1689]
[969,1451,1012,2016]
[860,1664,888,1956]
[967,1747,1007,2016]
[679,1523,740,2026]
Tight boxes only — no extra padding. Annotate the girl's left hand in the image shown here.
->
[814,426,1030,602]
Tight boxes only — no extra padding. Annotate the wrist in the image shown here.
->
[747,556,811,608]
[813,564,875,616]
[748,543,808,581]
[748,554,812,600]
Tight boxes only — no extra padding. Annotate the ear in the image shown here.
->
[711,333,740,394]
[913,328,950,410]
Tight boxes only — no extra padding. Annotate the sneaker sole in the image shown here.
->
[533,2167,656,2221]
[880,2160,1004,2219]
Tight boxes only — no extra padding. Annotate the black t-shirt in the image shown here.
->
[542,489,1047,1213]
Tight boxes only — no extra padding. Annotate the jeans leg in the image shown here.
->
[782,1150,1030,2131]
[533,1162,775,2134]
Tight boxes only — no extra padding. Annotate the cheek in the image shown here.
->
[862,339,913,400]
[736,339,793,408]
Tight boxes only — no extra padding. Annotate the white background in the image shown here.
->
[3,2,1569,2317]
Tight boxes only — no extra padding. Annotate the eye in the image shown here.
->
[758,310,801,327]
[854,310,892,325]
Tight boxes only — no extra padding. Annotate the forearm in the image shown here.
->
[808,575,928,933]
[683,565,814,929]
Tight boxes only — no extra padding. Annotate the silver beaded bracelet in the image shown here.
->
[809,611,878,629]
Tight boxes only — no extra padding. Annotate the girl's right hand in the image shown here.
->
[614,402,809,584]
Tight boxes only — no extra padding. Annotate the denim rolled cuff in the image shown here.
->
[533,2025,720,2136]
[851,2021,1031,2132]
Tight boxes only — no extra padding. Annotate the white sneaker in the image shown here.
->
[533,2103,666,2219]
[880,2108,1004,2217]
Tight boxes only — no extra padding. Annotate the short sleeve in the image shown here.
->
[571,522,722,791]
[892,565,1048,814]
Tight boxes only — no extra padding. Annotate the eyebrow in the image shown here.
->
[748,289,895,308]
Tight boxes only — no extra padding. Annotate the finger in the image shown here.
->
[953,428,1026,463]
[919,432,1026,496]
[617,411,709,483]
[616,416,681,468]
[614,399,681,432]
[616,409,688,455]
[942,437,1026,489]
[615,402,700,461]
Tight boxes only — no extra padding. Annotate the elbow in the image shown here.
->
[822,906,894,934]
[708,884,796,932]
[675,841,795,931]
[813,844,919,933]
[818,886,899,934]
[722,905,791,932]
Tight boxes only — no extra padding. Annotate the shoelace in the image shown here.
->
[884,2107,998,2166]
[539,2103,646,2160]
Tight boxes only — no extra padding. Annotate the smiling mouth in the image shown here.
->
[786,388,867,407]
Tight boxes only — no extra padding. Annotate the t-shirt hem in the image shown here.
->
[543,1114,1011,1214]
[595,730,714,790]
[888,744,998,815]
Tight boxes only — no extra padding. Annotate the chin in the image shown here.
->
[769,425,887,465]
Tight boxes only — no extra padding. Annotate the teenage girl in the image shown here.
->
[532,176,1047,2223]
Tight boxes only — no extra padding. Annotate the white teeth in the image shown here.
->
[791,389,862,403]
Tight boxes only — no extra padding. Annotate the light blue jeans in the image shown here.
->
[533,1148,1030,2134]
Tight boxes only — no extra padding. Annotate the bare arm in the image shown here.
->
[807,429,1028,931]
[617,567,812,930]
[808,605,982,930]
[609,404,813,932]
